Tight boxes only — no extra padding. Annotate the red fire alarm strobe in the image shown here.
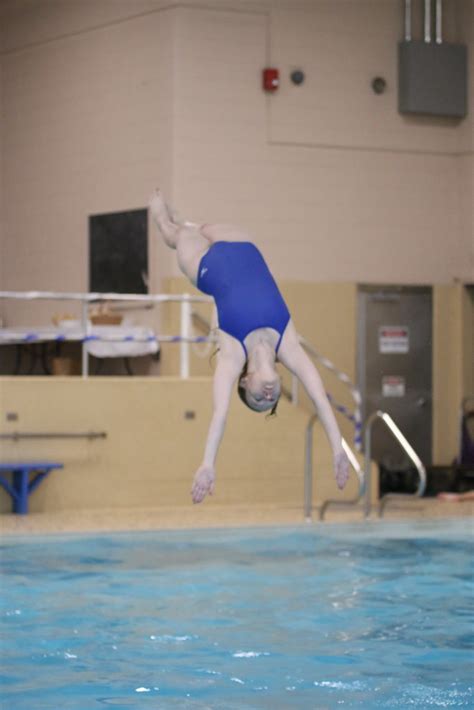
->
[262,67,279,92]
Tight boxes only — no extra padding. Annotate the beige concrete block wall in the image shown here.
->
[0,377,364,514]
[1,4,175,327]
[432,283,474,465]
[459,155,474,279]
[433,285,463,464]
[270,3,461,153]
[0,0,167,52]
[172,3,473,284]
[1,0,472,319]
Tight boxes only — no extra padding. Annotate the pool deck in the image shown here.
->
[0,498,473,536]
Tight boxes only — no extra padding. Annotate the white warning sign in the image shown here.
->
[379,326,409,354]
[382,375,406,397]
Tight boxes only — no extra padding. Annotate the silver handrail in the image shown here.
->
[364,410,426,518]
[304,414,364,521]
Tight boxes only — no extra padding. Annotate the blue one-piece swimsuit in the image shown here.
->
[197,241,291,357]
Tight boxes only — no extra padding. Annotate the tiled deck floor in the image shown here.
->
[1,499,473,536]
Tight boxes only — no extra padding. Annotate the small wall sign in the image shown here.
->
[382,375,406,397]
[379,326,409,354]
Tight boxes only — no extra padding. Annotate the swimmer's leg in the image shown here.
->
[200,223,254,242]
[176,226,213,286]
[149,190,212,284]
[149,189,180,249]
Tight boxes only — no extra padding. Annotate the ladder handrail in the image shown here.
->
[364,410,427,518]
[304,414,365,521]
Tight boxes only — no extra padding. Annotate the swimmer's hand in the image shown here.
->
[334,450,350,490]
[191,464,215,504]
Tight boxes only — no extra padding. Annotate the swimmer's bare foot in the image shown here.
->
[149,189,179,248]
[191,464,215,504]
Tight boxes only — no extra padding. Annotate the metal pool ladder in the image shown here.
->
[364,410,427,517]
[304,410,426,521]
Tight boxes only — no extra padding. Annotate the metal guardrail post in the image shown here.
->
[81,300,89,378]
[180,295,191,379]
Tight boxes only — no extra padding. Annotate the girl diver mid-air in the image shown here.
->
[149,190,350,503]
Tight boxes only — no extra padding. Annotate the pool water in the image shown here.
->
[1,519,473,709]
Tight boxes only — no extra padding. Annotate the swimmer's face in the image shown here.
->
[240,371,281,413]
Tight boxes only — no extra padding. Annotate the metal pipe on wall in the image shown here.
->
[424,0,432,43]
[0,431,107,441]
[435,0,443,44]
[404,0,412,42]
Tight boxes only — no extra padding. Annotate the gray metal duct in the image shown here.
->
[399,0,466,119]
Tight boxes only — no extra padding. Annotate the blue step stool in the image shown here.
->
[0,461,64,514]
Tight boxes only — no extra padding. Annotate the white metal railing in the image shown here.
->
[0,290,214,378]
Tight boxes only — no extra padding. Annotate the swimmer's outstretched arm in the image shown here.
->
[278,326,350,490]
[191,354,243,504]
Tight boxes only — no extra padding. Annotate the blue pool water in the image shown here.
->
[1,519,473,709]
